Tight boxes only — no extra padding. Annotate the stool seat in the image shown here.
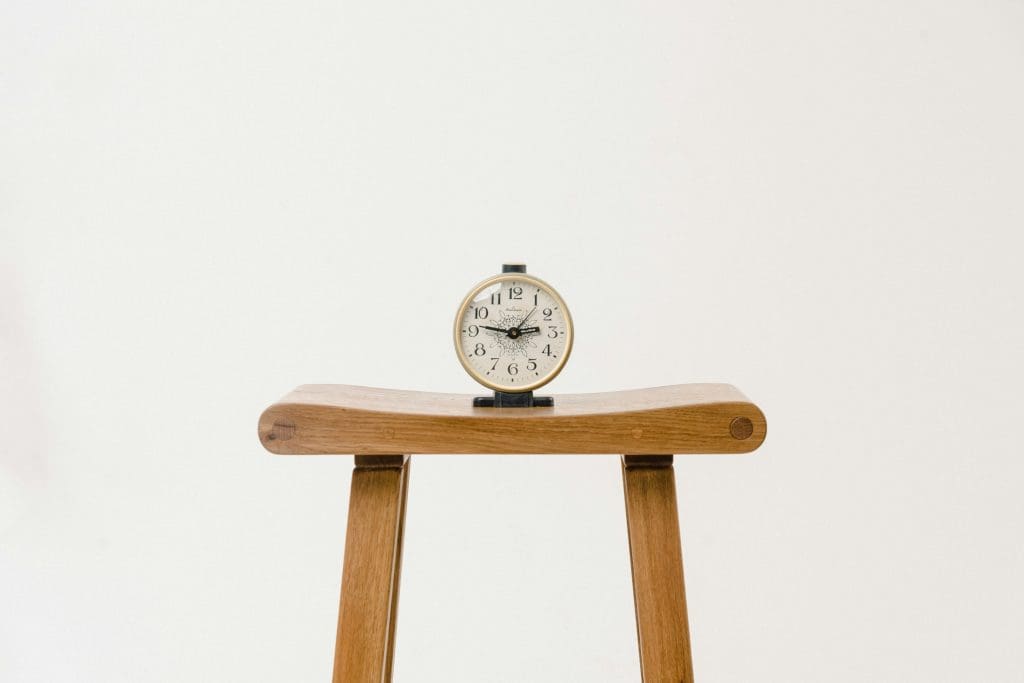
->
[259,383,766,456]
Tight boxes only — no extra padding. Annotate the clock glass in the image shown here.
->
[454,272,573,393]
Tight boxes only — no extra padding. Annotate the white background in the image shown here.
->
[3,1,1023,681]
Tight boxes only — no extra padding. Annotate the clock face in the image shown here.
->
[454,273,573,393]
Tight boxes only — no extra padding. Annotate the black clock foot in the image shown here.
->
[473,391,553,408]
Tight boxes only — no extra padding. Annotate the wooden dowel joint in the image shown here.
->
[354,454,409,469]
[622,454,674,468]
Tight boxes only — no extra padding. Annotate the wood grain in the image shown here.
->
[382,457,409,683]
[623,455,694,683]
[333,456,409,683]
[259,384,766,456]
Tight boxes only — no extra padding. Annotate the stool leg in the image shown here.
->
[622,455,694,683]
[383,456,410,683]
[333,455,410,683]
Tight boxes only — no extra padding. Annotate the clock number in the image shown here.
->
[542,308,553,320]
[507,362,519,375]
[490,358,500,371]
[508,286,523,300]
[533,292,539,305]
[542,344,552,356]
[474,306,489,319]
[490,292,501,305]
[548,326,558,338]
[467,325,479,337]
[526,359,537,371]
[473,343,486,356]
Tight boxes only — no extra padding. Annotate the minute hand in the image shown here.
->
[517,307,537,329]
[480,325,508,333]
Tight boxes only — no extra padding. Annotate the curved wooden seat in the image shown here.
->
[258,383,766,456]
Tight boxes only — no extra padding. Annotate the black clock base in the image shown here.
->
[473,391,554,408]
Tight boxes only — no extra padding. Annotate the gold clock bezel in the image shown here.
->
[453,272,574,393]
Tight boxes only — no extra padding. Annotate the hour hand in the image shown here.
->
[480,325,508,333]
[519,326,541,335]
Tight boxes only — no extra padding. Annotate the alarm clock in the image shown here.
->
[454,264,573,399]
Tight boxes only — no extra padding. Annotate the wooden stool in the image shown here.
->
[258,384,766,682]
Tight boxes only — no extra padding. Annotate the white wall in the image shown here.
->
[3,1,1022,681]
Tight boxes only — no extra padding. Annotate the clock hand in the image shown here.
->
[517,307,537,329]
[478,318,538,339]
[500,307,539,340]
